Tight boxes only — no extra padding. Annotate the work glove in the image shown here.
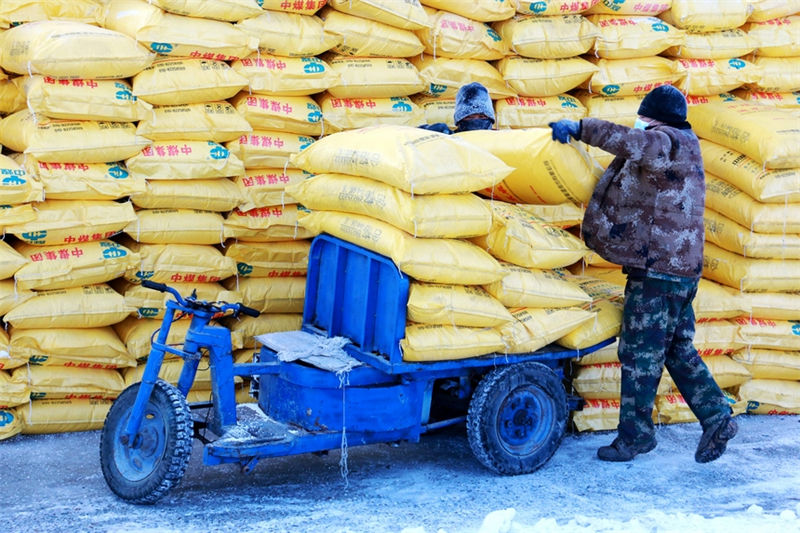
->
[549,120,580,144]
[418,122,453,135]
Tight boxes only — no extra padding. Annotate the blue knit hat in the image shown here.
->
[637,85,687,125]
[454,82,495,125]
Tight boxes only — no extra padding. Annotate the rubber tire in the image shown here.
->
[100,379,193,504]
[467,362,567,475]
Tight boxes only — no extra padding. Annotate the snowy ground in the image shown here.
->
[2,414,800,533]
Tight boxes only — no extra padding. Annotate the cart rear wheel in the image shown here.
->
[467,362,567,475]
[100,380,193,504]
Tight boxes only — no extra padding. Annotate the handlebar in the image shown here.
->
[141,280,260,318]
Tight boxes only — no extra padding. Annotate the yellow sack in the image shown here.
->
[747,0,800,22]
[5,284,130,329]
[688,102,800,169]
[136,101,251,143]
[700,140,800,203]
[664,29,754,60]
[25,161,145,201]
[751,57,800,93]
[456,128,598,205]
[515,203,584,228]
[1,111,152,164]
[706,174,800,234]
[7,200,136,247]
[0,280,34,317]
[735,316,800,351]
[148,0,262,22]
[657,392,746,424]
[745,17,800,57]
[290,125,512,195]
[519,0,602,15]
[572,363,674,399]
[733,348,800,381]
[585,0,669,15]
[472,201,588,269]
[675,58,761,96]
[588,15,683,59]
[0,155,42,206]
[412,56,515,99]
[236,12,339,57]
[235,168,311,210]
[119,280,239,319]
[1,0,103,27]
[132,58,249,106]
[328,0,430,31]
[704,209,800,260]
[226,130,315,169]
[0,205,38,231]
[704,243,800,293]
[484,264,592,308]
[14,240,138,291]
[231,93,322,136]
[286,173,493,238]
[225,241,310,279]
[702,355,752,388]
[583,56,683,97]
[0,240,28,280]
[741,292,800,321]
[420,0,514,21]
[231,54,338,96]
[13,365,124,400]
[100,0,164,36]
[740,379,800,415]
[321,8,425,58]
[225,314,303,349]
[20,398,112,433]
[318,94,425,134]
[694,318,746,356]
[0,78,25,115]
[20,76,153,122]
[407,282,513,327]
[412,95,456,129]
[494,15,599,59]
[123,358,221,389]
[497,56,598,97]
[575,266,625,287]
[557,300,622,350]
[114,317,191,359]
[499,306,595,354]
[574,339,619,365]
[660,0,749,32]
[11,327,134,369]
[693,278,750,320]
[222,276,306,313]
[124,209,224,245]
[126,140,244,180]
[401,324,506,362]
[0,328,26,371]
[299,210,504,285]
[572,398,622,432]
[261,0,327,14]
[223,205,314,242]
[137,13,257,59]
[0,20,153,79]
[325,55,425,99]
[732,90,800,108]
[575,91,643,127]
[131,178,243,212]
[122,242,237,284]
[495,95,587,129]
[416,10,508,60]
[0,371,29,409]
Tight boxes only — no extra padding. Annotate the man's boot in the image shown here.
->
[695,416,738,463]
[597,436,657,462]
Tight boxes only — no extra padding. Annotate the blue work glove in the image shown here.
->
[418,122,453,135]
[549,120,580,144]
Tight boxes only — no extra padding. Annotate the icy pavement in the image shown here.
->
[2,414,799,532]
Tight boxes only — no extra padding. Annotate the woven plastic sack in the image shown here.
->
[292,125,511,195]
[588,15,683,59]
[496,56,598,97]
[0,155,42,206]
[693,318,745,356]
[572,362,673,399]
[222,277,306,313]
[132,58,249,106]
[325,55,425,99]
[126,141,244,180]
[420,0,514,21]
[733,349,800,381]
[495,15,599,59]
[1,0,103,27]
[664,29,754,60]
[225,314,304,350]
[0,78,25,115]
[751,57,800,93]
[499,307,595,354]
[515,203,584,228]
[412,95,456,129]
[122,242,236,284]
[136,12,257,59]
[732,90,800,108]
[4,284,131,329]
[706,174,800,234]
[735,316,800,351]
[693,278,750,320]
[123,359,222,389]
[585,0,669,15]
[0,239,28,280]
[495,95,587,129]
[0,20,153,79]
[407,282,513,327]
[226,131,315,169]
[124,209,225,245]
[148,0,262,21]
[25,161,145,201]
[235,169,310,211]
[518,0,601,15]
[136,101,252,143]
[557,298,622,350]
[231,55,338,96]
[261,0,328,14]
[120,280,239,319]
[286,173,492,238]
[0,205,37,230]
[747,0,800,22]
[0,329,25,371]
[574,339,619,365]
[318,95,425,134]
[675,58,760,96]
[225,241,310,278]
[401,324,506,362]
[416,10,508,60]
[740,379,800,415]
[704,209,800,260]
[131,178,243,212]
[299,210,504,285]
[575,91,643,126]
[572,398,622,432]
[0,280,34,317]
[412,56,515,99]
[11,327,135,369]
[231,93,323,136]
[236,12,339,57]
[583,56,683,97]
[321,8,425,57]
[223,205,314,242]
[741,292,800,321]
[13,365,125,400]
[114,317,191,359]
[20,398,112,434]
[328,0,430,30]
[660,0,749,32]
[0,372,29,409]
[484,263,592,308]
[703,242,800,292]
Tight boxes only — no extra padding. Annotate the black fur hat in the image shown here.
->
[637,85,687,125]
[454,82,495,124]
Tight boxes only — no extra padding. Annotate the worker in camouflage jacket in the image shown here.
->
[549,85,737,463]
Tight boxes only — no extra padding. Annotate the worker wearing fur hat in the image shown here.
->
[549,85,738,464]
[418,82,495,134]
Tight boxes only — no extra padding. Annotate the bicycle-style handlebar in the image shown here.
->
[141,280,261,318]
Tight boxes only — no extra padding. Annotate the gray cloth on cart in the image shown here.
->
[255,330,361,373]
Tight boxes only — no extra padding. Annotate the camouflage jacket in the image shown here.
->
[579,118,705,278]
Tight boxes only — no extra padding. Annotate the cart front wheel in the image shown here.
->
[100,380,193,504]
[467,362,567,475]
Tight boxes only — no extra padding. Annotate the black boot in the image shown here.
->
[597,436,657,462]
[695,416,738,463]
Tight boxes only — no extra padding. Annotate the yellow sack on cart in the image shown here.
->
[704,209,800,260]
[705,174,800,234]
[574,339,619,366]
[0,20,154,79]
[318,95,425,134]
[327,0,429,30]
[148,0,262,22]
[4,284,131,329]
[290,125,511,195]
[664,29,754,60]
[136,13,258,60]
[126,140,244,180]
[225,314,303,349]
[401,324,506,362]
[14,240,138,291]
[131,178,243,212]
[494,14,598,59]
[588,15,683,59]
[225,241,310,279]
[11,327,134,369]
[496,56,598,97]
[456,128,598,205]
[557,299,622,350]
[484,264,592,308]
[499,306,595,354]
[235,168,309,210]
[741,292,800,321]
[733,348,800,381]
[114,317,192,360]
[132,58,249,106]
[231,93,322,136]
[494,95,586,129]
[407,282,513,328]
[122,242,237,285]
[740,379,800,415]
[232,54,337,96]
[675,58,760,96]
[13,365,125,400]
[660,0,749,32]
[222,277,305,314]
[298,210,504,285]
[124,209,225,245]
[236,11,339,56]
[412,56,514,99]
[26,161,145,201]
[136,101,251,143]
[321,8,425,58]
[20,398,112,434]
[583,56,683,97]
[286,173,492,238]
[226,130,315,169]
[223,204,314,242]
[325,56,425,99]
[416,10,508,60]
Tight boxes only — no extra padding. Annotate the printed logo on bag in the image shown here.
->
[307,105,323,123]
[299,137,315,150]
[651,22,669,32]
[0,411,14,427]
[107,164,129,179]
[150,42,174,54]
[391,99,413,112]
[237,262,254,276]
[728,58,746,70]
[209,144,230,160]
[529,1,548,13]
[601,84,620,96]
[486,28,502,42]
[31,392,46,400]
[558,96,579,108]
[302,58,325,74]
[429,83,447,95]
[135,270,154,280]
[2,175,26,186]
[21,231,47,244]
[29,356,48,365]
[139,307,159,318]
[100,242,127,259]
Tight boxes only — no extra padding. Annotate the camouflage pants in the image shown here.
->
[617,275,731,446]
